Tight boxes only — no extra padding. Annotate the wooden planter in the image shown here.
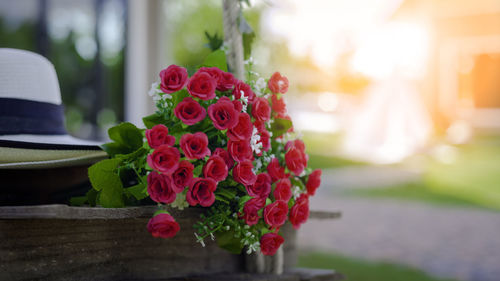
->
[0,205,342,281]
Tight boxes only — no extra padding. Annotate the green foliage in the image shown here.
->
[102,122,143,157]
[216,229,244,254]
[270,118,293,138]
[200,50,228,72]
[88,158,124,208]
[143,113,166,129]
[125,183,148,200]
[205,31,224,51]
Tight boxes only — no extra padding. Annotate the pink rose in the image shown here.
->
[174,97,206,125]
[171,160,194,193]
[268,72,289,94]
[187,71,217,100]
[263,200,288,229]
[260,233,284,256]
[306,169,322,196]
[267,158,287,183]
[159,65,188,94]
[273,178,292,202]
[180,132,211,160]
[147,213,180,238]
[207,97,239,130]
[246,173,272,198]
[228,113,253,141]
[218,71,236,91]
[233,160,257,187]
[271,94,287,118]
[203,155,228,182]
[233,80,255,103]
[147,171,176,204]
[241,197,265,226]
[289,194,310,229]
[186,177,217,207]
[145,124,175,149]
[252,97,271,122]
[147,145,180,174]
[213,147,234,170]
[285,146,307,176]
[258,130,271,153]
[228,139,253,162]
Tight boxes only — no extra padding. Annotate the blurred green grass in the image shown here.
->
[303,132,500,211]
[298,252,459,281]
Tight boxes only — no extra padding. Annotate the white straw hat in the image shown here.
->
[0,48,107,169]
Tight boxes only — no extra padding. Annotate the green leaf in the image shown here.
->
[238,195,252,212]
[86,188,98,207]
[215,195,230,204]
[216,189,236,200]
[200,50,228,72]
[143,113,165,129]
[102,122,143,157]
[271,118,293,138]
[171,89,190,107]
[216,229,244,254]
[125,182,148,200]
[204,31,223,51]
[88,158,125,208]
[193,164,203,177]
[153,209,170,216]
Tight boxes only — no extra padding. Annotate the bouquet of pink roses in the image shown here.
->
[84,51,322,256]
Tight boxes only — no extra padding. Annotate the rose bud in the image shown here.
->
[171,160,194,193]
[246,173,272,198]
[263,200,288,229]
[268,72,289,94]
[147,213,180,238]
[306,169,322,196]
[233,160,257,187]
[145,124,175,149]
[180,132,211,160]
[174,97,206,125]
[187,71,217,100]
[186,177,217,207]
[273,178,292,202]
[159,64,189,94]
[289,194,310,229]
[147,145,180,174]
[208,96,239,130]
[203,155,228,182]
[260,233,284,256]
[147,171,176,204]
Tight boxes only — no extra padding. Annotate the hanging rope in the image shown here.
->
[222,0,245,80]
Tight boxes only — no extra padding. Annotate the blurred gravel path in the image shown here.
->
[299,169,500,281]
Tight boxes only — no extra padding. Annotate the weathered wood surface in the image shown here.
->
[0,204,341,220]
[0,205,340,281]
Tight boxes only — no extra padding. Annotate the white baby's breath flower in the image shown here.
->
[255,77,266,92]
[250,127,262,154]
[171,193,189,210]
[292,185,301,200]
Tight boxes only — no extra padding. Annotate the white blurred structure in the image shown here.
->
[343,75,432,164]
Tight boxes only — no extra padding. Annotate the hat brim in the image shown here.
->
[0,136,108,169]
